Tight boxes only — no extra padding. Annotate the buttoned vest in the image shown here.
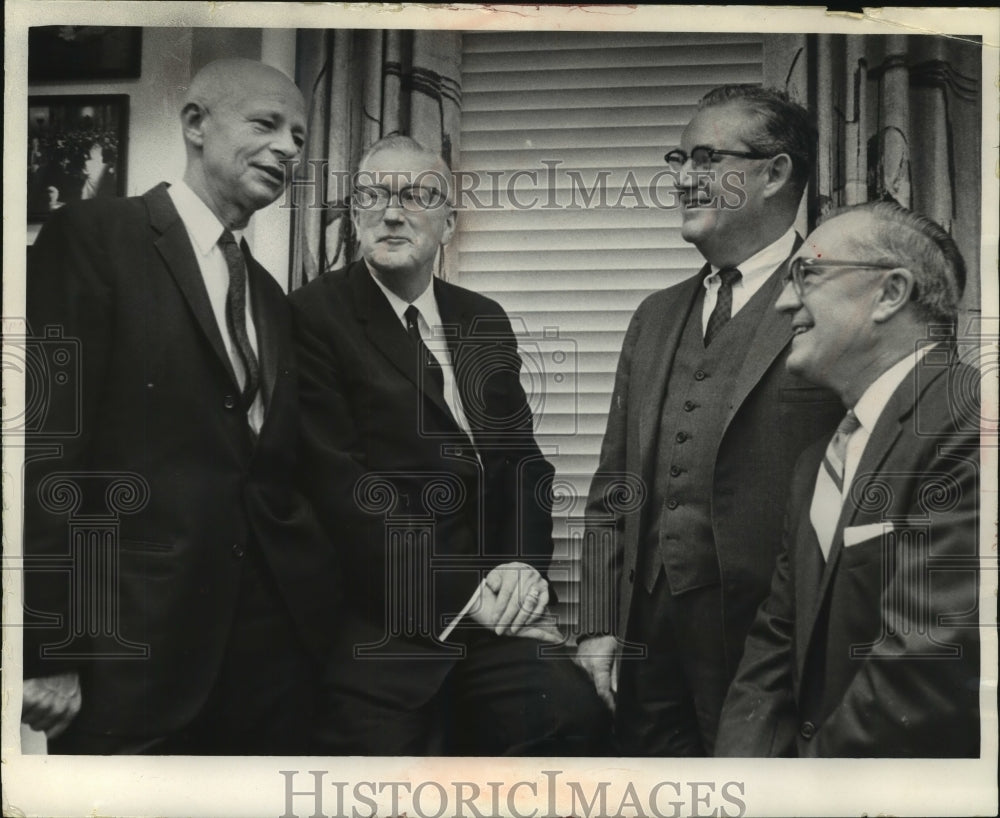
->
[641,278,776,593]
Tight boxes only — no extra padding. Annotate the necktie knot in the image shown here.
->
[219,228,238,250]
[704,267,742,346]
[718,266,742,287]
[404,304,421,334]
[836,409,861,438]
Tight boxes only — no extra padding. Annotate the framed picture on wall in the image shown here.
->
[28,26,142,81]
[27,94,129,222]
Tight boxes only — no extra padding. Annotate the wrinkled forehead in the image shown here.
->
[357,147,452,193]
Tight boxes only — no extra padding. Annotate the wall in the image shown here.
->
[26,26,297,288]
[27,27,193,244]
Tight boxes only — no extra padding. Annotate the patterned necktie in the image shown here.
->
[219,230,260,409]
[704,266,742,346]
[404,304,445,395]
[811,409,862,560]
[823,409,862,493]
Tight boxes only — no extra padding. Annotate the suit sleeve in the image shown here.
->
[23,204,115,678]
[470,308,556,577]
[715,500,800,757]
[808,434,981,757]
[578,307,642,639]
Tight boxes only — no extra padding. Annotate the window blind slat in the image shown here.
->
[456,31,763,629]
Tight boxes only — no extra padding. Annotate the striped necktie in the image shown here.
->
[810,409,862,559]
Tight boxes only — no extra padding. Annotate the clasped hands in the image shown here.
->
[467,561,562,644]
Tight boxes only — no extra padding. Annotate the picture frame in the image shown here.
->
[27,94,129,222]
[28,26,142,81]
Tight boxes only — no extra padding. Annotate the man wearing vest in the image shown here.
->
[716,203,980,757]
[575,85,843,755]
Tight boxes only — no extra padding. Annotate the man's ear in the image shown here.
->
[763,153,794,198]
[440,206,457,247]
[873,268,916,323]
[181,102,207,148]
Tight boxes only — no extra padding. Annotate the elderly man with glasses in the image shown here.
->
[575,85,844,756]
[715,202,980,757]
[290,134,608,755]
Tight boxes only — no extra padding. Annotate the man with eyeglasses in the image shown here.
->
[715,203,980,757]
[575,85,844,755]
[291,134,608,754]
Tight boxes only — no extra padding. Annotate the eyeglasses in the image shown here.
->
[353,185,447,212]
[785,257,897,296]
[664,146,777,172]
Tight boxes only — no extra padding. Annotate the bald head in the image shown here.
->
[180,59,306,229]
[184,59,303,116]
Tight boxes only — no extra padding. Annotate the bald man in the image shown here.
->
[22,59,339,754]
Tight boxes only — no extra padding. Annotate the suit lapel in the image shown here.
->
[719,249,799,436]
[802,356,944,659]
[792,446,827,682]
[145,183,240,390]
[636,269,705,482]
[349,263,456,425]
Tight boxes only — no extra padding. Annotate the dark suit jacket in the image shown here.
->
[716,353,981,757]
[580,256,844,680]
[23,183,339,735]
[290,260,555,704]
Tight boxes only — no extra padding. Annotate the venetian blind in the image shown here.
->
[456,31,764,626]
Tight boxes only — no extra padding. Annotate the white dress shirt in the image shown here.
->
[368,270,475,441]
[701,225,798,333]
[809,343,934,552]
[842,344,934,494]
[167,181,263,433]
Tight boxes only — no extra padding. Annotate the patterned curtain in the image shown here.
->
[810,34,982,316]
[289,29,462,290]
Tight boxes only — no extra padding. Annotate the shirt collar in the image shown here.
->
[367,266,441,330]
[851,344,934,433]
[703,225,798,290]
[167,180,246,256]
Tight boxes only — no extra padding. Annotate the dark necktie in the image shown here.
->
[704,266,742,346]
[219,230,260,409]
[404,304,445,396]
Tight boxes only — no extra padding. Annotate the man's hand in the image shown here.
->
[22,672,82,739]
[573,635,617,712]
[471,561,549,636]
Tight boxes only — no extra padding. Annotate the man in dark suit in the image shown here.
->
[21,58,338,754]
[574,85,844,756]
[716,203,980,757]
[291,135,607,755]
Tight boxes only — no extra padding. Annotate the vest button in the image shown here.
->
[675,431,687,443]
[666,498,679,510]
[684,401,696,411]
[670,465,682,477]
[800,721,816,739]
[231,543,245,558]
[694,369,707,381]
[224,395,237,410]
